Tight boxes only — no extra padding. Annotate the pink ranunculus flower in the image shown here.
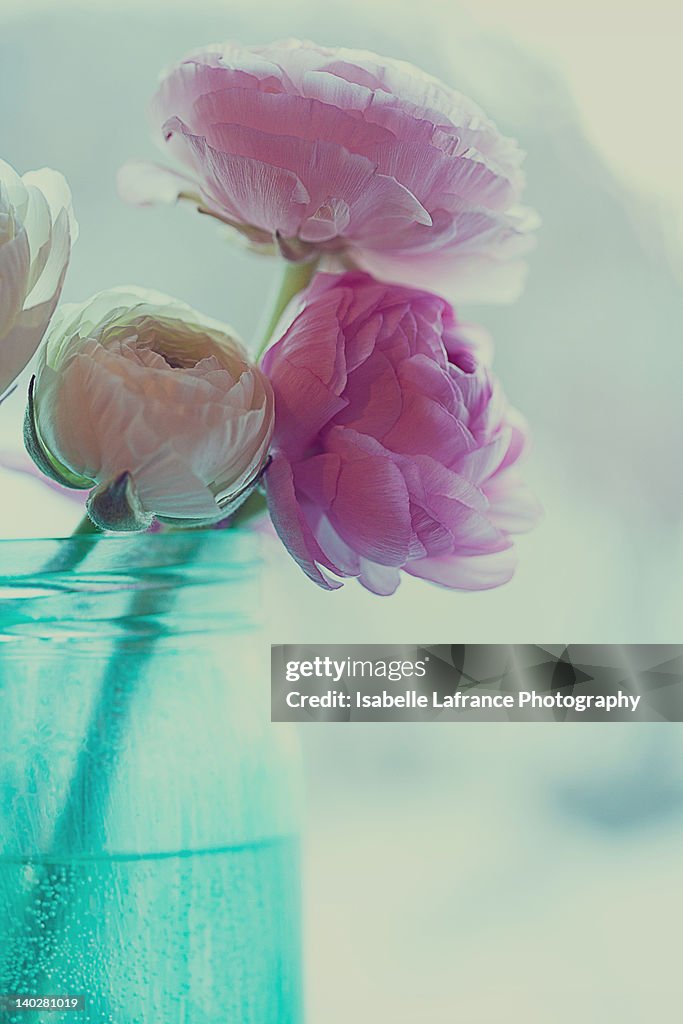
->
[27,287,274,530]
[261,272,538,595]
[119,39,537,304]
[0,159,77,399]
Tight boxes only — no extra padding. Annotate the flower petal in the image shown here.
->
[163,119,310,235]
[264,453,343,589]
[117,159,199,207]
[405,546,517,590]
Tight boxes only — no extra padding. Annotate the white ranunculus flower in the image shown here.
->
[26,287,275,530]
[0,158,77,398]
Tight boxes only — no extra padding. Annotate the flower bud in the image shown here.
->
[0,158,77,398]
[26,287,274,528]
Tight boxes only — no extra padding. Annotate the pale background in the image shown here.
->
[1,1,682,1020]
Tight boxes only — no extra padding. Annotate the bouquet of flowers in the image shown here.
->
[2,39,538,591]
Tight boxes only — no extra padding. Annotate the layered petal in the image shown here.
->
[0,160,76,396]
[264,452,342,589]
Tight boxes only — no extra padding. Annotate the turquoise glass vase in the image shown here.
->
[0,532,302,1023]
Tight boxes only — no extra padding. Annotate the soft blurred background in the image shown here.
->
[1,0,682,1019]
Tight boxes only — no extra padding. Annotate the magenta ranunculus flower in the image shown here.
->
[120,40,537,304]
[261,272,538,595]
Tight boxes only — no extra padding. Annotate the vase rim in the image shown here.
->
[0,526,258,547]
[0,530,263,638]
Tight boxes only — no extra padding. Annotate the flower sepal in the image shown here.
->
[86,472,154,533]
[23,376,92,490]
[274,232,317,264]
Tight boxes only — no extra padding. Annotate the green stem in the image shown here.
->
[41,513,101,575]
[72,513,100,536]
[227,489,268,529]
[5,521,166,1002]
[255,259,318,360]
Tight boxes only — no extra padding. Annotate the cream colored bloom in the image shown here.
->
[27,287,274,529]
[0,159,77,397]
